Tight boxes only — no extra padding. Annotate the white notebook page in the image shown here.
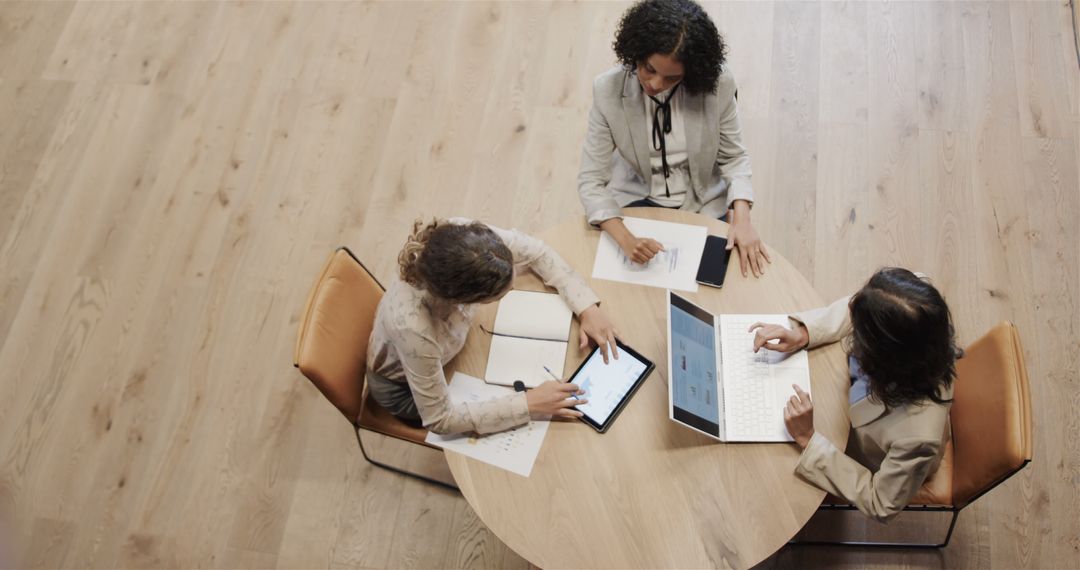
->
[484,290,573,388]
[491,290,573,340]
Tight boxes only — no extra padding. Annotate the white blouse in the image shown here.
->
[644,85,690,207]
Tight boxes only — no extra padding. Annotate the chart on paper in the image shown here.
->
[592,217,707,291]
[620,247,680,273]
[425,373,551,477]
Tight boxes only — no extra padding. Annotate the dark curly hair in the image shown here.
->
[398,219,514,304]
[848,268,959,408]
[613,0,727,95]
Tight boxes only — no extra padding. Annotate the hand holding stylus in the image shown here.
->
[526,381,587,418]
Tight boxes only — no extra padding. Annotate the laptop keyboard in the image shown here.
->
[720,316,781,440]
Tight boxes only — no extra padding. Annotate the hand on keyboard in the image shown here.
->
[783,384,815,448]
[748,322,809,353]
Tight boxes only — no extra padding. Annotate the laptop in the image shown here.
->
[666,291,811,442]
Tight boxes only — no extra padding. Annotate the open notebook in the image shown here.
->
[484,290,573,388]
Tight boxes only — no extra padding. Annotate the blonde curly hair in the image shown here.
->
[398,218,442,288]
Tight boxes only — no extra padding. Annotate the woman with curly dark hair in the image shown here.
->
[578,0,770,277]
[749,268,960,521]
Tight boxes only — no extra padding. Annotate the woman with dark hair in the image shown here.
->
[749,268,960,521]
[578,0,770,277]
[366,218,618,435]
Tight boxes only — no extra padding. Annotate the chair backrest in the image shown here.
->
[951,321,1033,507]
[294,247,384,423]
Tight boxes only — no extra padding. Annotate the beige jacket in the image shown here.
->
[367,219,600,435]
[577,66,754,226]
[789,294,952,522]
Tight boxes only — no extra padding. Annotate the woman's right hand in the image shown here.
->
[526,381,588,418]
[621,237,664,264]
[749,322,809,353]
[599,218,664,264]
[784,384,815,448]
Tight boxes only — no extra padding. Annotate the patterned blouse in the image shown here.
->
[366,219,601,435]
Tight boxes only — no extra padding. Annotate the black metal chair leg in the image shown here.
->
[789,508,960,548]
[354,426,460,491]
[939,509,959,547]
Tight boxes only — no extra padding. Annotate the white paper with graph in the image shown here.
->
[484,290,573,388]
[591,217,707,292]
[718,314,811,442]
[425,373,550,477]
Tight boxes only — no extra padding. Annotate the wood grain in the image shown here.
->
[1,2,1076,569]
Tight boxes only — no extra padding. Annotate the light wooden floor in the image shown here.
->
[1,1,1077,569]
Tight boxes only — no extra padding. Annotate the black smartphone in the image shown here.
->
[695,235,731,288]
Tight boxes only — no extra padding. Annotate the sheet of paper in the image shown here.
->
[485,335,567,388]
[425,373,550,477]
[591,217,708,292]
[484,290,572,387]
[492,290,573,340]
[718,314,811,442]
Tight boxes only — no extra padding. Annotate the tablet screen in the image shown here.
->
[568,344,651,428]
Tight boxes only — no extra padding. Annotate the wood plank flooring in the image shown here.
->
[1,2,1077,568]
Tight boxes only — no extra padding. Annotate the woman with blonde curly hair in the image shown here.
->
[366,218,619,435]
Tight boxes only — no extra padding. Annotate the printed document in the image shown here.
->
[425,373,550,477]
[592,217,707,291]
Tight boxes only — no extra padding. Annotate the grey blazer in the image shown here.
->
[577,66,754,226]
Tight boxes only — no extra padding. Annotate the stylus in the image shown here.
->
[545,366,581,401]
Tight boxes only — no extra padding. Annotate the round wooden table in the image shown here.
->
[445,209,850,569]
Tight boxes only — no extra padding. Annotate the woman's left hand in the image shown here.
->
[578,304,619,364]
[726,203,772,278]
[783,384,815,448]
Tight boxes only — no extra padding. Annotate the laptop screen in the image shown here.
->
[669,292,722,438]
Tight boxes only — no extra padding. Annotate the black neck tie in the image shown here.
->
[649,82,680,197]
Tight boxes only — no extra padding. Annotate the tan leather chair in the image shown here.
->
[806,321,1033,547]
[294,247,456,489]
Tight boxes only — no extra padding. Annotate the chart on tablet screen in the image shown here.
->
[572,353,647,423]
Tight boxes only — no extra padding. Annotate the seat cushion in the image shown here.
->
[295,248,383,422]
[359,385,439,449]
[950,322,1032,507]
